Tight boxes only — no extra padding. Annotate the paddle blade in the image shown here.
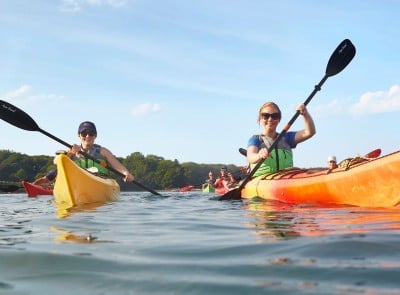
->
[365,148,381,159]
[239,148,247,156]
[325,39,356,77]
[0,100,39,131]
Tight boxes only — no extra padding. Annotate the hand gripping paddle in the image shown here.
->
[0,101,161,196]
[218,39,356,200]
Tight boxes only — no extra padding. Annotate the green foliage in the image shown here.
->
[0,149,243,191]
[0,150,54,182]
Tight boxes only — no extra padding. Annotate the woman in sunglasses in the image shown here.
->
[247,101,315,177]
[68,121,134,183]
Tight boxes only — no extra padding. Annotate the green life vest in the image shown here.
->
[250,134,294,177]
[74,144,110,176]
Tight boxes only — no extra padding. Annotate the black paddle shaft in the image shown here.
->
[0,100,161,196]
[236,75,328,192]
[218,39,356,201]
[41,129,161,195]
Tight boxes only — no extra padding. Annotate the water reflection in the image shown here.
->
[52,201,115,244]
[244,199,400,241]
[50,226,97,244]
[55,201,109,218]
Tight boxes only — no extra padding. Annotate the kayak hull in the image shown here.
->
[215,186,229,195]
[54,154,120,208]
[241,151,400,208]
[22,181,53,197]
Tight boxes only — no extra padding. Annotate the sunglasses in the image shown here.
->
[261,112,281,120]
[80,131,96,137]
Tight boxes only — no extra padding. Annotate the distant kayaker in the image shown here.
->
[201,171,214,190]
[226,172,238,188]
[247,101,316,176]
[68,121,135,183]
[213,166,230,189]
[327,155,338,170]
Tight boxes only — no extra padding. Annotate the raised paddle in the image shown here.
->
[239,148,247,157]
[219,39,356,200]
[364,148,381,159]
[0,100,161,196]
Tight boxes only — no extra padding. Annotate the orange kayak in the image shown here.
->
[21,180,53,197]
[241,150,400,208]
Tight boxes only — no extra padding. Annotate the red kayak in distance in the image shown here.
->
[21,180,53,197]
[179,185,195,192]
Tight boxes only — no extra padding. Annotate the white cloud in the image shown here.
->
[59,0,126,12]
[85,0,126,7]
[350,84,400,116]
[59,0,81,12]
[3,85,64,104]
[5,85,32,99]
[313,84,400,118]
[131,102,161,117]
[312,98,345,117]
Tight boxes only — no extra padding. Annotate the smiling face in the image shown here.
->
[258,102,281,132]
[79,129,97,150]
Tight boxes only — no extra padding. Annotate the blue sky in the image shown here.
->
[0,0,399,168]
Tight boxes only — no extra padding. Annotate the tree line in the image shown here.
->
[0,150,243,191]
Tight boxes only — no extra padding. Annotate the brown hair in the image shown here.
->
[257,101,281,124]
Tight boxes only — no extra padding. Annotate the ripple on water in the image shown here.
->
[1,192,400,294]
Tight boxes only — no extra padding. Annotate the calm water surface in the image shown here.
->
[1,191,400,294]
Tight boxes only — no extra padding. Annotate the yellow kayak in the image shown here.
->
[54,154,120,209]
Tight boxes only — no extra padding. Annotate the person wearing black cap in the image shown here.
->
[68,121,134,183]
